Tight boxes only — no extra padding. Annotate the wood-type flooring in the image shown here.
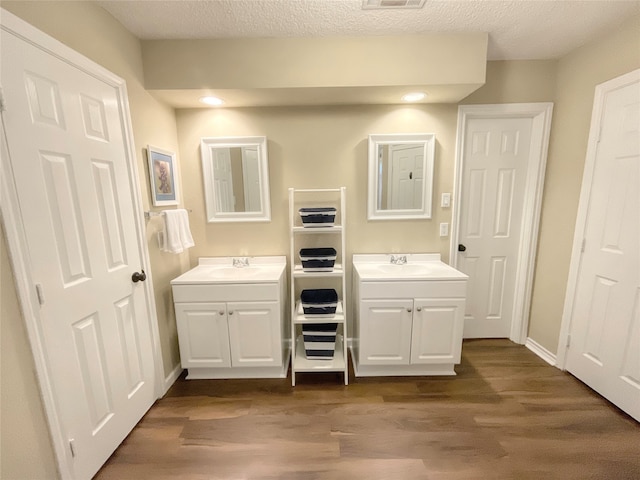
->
[95,339,640,479]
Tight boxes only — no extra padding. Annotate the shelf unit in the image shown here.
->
[289,187,348,386]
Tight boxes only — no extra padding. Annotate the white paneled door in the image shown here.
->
[1,18,157,480]
[457,117,533,338]
[563,70,640,421]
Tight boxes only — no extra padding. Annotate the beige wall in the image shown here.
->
[143,34,487,89]
[528,15,640,352]
[1,2,184,478]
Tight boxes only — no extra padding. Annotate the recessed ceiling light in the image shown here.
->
[199,96,224,106]
[363,0,426,9]
[402,92,427,102]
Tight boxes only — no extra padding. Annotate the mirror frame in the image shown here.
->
[201,136,271,223]
[367,133,436,221]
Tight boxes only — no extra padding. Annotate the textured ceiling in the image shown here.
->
[96,0,640,60]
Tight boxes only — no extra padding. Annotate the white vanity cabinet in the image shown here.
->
[171,257,289,379]
[352,254,468,376]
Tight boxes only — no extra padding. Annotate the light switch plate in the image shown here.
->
[439,222,449,237]
[441,193,451,208]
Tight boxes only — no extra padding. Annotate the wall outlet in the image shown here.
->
[439,222,449,237]
[441,193,451,208]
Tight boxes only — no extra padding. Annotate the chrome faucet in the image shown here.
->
[232,257,250,268]
[390,254,407,265]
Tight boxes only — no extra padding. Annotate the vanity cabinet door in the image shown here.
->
[359,299,413,365]
[175,302,231,368]
[227,301,282,367]
[411,298,465,364]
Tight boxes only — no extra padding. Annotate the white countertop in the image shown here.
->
[352,254,468,281]
[171,256,286,285]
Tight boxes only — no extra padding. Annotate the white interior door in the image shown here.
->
[563,70,640,421]
[1,22,157,479]
[457,117,533,338]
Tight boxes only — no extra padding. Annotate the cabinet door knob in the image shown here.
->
[218,310,225,316]
[407,308,412,313]
[417,307,422,312]
[228,310,234,315]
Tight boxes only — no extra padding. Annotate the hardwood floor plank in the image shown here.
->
[95,339,640,480]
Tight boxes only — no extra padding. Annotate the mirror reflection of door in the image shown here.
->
[212,147,235,212]
[378,144,425,210]
[241,146,261,212]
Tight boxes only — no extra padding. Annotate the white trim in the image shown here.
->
[0,9,164,478]
[557,68,640,370]
[162,364,184,395]
[451,103,553,344]
[525,338,557,366]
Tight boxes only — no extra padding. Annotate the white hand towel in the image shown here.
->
[162,209,194,254]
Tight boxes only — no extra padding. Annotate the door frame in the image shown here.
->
[451,103,554,344]
[0,10,164,479]
[557,69,640,369]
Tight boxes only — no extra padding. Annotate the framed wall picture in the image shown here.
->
[147,145,179,206]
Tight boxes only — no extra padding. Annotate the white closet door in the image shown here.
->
[457,117,533,338]
[1,23,157,479]
[564,70,640,421]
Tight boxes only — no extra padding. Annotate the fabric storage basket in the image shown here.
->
[300,289,338,316]
[302,323,338,360]
[299,247,337,272]
[299,207,336,227]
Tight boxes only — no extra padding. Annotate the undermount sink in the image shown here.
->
[352,254,468,281]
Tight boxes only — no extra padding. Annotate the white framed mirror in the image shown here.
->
[367,133,435,220]
[201,136,271,222]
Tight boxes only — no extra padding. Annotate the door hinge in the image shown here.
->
[35,284,45,305]
[566,334,571,348]
[69,438,76,458]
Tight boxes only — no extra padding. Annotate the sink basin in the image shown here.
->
[376,264,433,276]
[212,267,261,279]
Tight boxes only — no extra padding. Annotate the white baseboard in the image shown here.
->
[162,363,184,396]
[525,337,557,366]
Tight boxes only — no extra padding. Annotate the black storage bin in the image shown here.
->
[299,207,336,227]
[302,323,338,360]
[299,247,337,272]
[300,288,338,316]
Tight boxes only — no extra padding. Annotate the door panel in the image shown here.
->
[411,298,465,364]
[175,303,231,368]
[360,299,413,365]
[566,72,640,421]
[457,117,533,338]
[1,27,156,479]
[228,301,281,366]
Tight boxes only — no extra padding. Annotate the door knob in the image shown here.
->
[131,270,146,283]
[417,307,422,312]
[458,244,467,252]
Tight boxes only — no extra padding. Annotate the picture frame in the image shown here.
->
[147,145,179,206]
